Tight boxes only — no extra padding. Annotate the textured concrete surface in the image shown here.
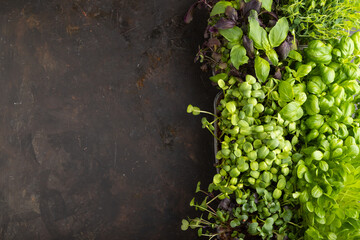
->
[0,0,217,239]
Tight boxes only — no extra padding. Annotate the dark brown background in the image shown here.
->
[0,0,217,239]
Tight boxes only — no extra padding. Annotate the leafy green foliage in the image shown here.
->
[269,18,289,48]
[210,1,233,16]
[184,1,360,239]
[219,26,243,42]
[279,0,360,42]
[230,45,249,69]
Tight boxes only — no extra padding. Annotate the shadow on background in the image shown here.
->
[0,0,217,239]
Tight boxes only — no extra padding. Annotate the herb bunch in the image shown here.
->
[278,0,360,43]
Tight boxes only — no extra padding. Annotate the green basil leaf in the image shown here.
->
[219,26,243,42]
[230,45,249,69]
[265,48,279,66]
[279,101,303,122]
[307,76,326,95]
[279,81,294,102]
[269,17,289,48]
[260,0,273,11]
[248,10,270,50]
[311,185,323,198]
[304,95,320,115]
[288,50,302,62]
[210,1,233,16]
[351,31,360,53]
[210,73,228,82]
[255,56,270,82]
[305,40,332,64]
[338,36,354,58]
[342,80,360,95]
[306,114,324,129]
[296,64,312,78]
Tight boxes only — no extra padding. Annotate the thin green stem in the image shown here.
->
[288,221,303,228]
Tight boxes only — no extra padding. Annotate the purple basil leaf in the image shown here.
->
[214,18,235,30]
[274,68,282,80]
[225,6,238,21]
[219,62,227,69]
[218,198,231,210]
[286,34,298,50]
[277,40,291,60]
[212,52,222,62]
[243,0,261,17]
[207,38,221,48]
[184,3,197,24]
[230,68,242,78]
[200,64,208,72]
[253,193,259,203]
[243,35,255,59]
[208,26,218,33]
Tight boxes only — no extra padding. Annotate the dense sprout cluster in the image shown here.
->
[182,0,360,239]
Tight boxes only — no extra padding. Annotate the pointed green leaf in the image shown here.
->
[210,73,228,82]
[210,1,233,16]
[255,56,270,82]
[266,48,279,66]
[195,181,201,193]
[288,50,302,62]
[279,101,303,122]
[219,26,243,42]
[296,64,312,78]
[269,17,289,48]
[231,45,249,69]
[279,81,294,102]
[248,11,270,50]
[261,0,273,11]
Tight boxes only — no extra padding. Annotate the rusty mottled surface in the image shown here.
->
[0,0,217,239]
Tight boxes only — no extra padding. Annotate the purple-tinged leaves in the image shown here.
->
[184,3,197,24]
[200,64,208,72]
[207,38,221,48]
[225,6,238,22]
[274,68,282,80]
[214,18,235,30]
[277,40,291,60]
[243,0,261,18]
[208,26,218,33]
[218,198,231,210]
[243,35,255,59]
[212,52,222,62]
